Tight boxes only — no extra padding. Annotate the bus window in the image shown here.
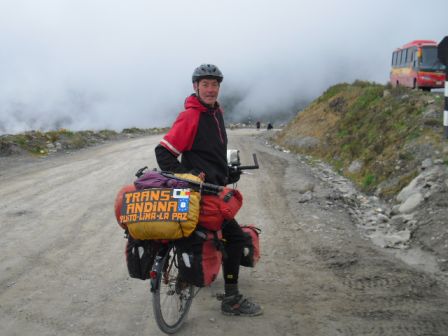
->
[406,48,413,65]
[420,47,445,71]
[392,52,396,66]
[402,49,408,66]
[413,50,418,68]
[397,50,402,66]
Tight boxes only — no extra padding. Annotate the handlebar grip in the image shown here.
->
[253,153,259,167]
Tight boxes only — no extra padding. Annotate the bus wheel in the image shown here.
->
[422,87,431,92]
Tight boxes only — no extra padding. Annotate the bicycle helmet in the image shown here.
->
[192,64,224,83]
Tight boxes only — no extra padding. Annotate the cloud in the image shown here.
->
[0,0,447,133]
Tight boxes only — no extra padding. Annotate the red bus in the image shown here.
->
[390,40,445,91]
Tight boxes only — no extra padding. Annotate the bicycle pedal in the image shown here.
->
[216,293,225,301]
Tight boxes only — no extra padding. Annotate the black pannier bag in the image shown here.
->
[125,235,161,280]
[175,230,223,287]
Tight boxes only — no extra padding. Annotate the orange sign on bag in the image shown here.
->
[120,188,191,224]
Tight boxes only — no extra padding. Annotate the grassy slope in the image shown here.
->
[275,81,446,198]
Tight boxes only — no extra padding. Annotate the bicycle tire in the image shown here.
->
[152,246,194,334]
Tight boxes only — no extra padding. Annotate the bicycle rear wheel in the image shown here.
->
[152,247,194,334]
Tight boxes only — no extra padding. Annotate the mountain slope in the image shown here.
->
[275,81,446,198]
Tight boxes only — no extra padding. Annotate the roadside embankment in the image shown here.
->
[272,81,448,273]
[0,128,168,157]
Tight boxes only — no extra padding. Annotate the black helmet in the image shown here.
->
[192,64,224,83]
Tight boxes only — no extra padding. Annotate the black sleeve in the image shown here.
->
[155,144,189,173]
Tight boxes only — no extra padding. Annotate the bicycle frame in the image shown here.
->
[150,243,172,293]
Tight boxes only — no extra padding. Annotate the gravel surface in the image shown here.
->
[1,129,448,336]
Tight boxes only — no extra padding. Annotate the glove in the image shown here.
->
[228,167,241,184]
[189,169,206,181]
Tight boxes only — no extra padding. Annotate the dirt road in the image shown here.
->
[1,129,448,336]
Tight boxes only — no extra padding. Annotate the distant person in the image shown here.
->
[267,122,273,130]
[256,121,261,130]
[155,64,262,317]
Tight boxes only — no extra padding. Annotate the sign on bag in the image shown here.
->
[120,188,191,224]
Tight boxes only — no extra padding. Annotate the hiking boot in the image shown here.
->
[221,294,263,316]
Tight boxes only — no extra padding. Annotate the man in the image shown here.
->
[155,64,263,316]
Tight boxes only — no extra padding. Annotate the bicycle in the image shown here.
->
[140,151,259,334]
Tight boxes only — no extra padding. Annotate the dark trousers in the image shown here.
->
[222,219,246,284]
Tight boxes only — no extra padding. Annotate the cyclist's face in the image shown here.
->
[194,79,220,105]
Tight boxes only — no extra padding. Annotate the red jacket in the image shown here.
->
[157,94,229,185]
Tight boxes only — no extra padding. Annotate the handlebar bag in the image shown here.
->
[240,225,261,267]
[125,235,161,280]
[114,173,202,240]
[199,188,243,231]
[176,230,223,287]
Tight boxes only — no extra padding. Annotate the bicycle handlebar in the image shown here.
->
[231,153,259,171]
[135,153,259,193]
[160,172,224,194]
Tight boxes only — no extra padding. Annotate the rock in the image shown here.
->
[421,158,433,170]
[389,214,415,230]
[328,97,346,112]
[326,190,342,201]
[0,140,23,156]
[399,192,424,214]
[298,181,315,194]
[298,191,313,203]
[397,166,443,203]
[370,229,411,249]
[347,160,363,174]
[422,104,440,120]
[377,213,389,223]
[396,178,419,203]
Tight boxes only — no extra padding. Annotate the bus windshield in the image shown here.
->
[420,47,445,71]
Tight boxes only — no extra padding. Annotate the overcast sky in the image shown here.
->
[0,0,447,134]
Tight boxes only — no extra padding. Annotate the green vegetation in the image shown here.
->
[275,80,445,197]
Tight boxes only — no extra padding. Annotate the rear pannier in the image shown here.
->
[175,230,223,287]
[240,225,261,267]
[125,235,161,280]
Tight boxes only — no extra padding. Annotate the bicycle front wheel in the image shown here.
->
[152,247,194,334]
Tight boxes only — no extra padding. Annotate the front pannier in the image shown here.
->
[199,188,243,231]
[125,235,161,280]
[240,225,261,267]
[176,230,223,287]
